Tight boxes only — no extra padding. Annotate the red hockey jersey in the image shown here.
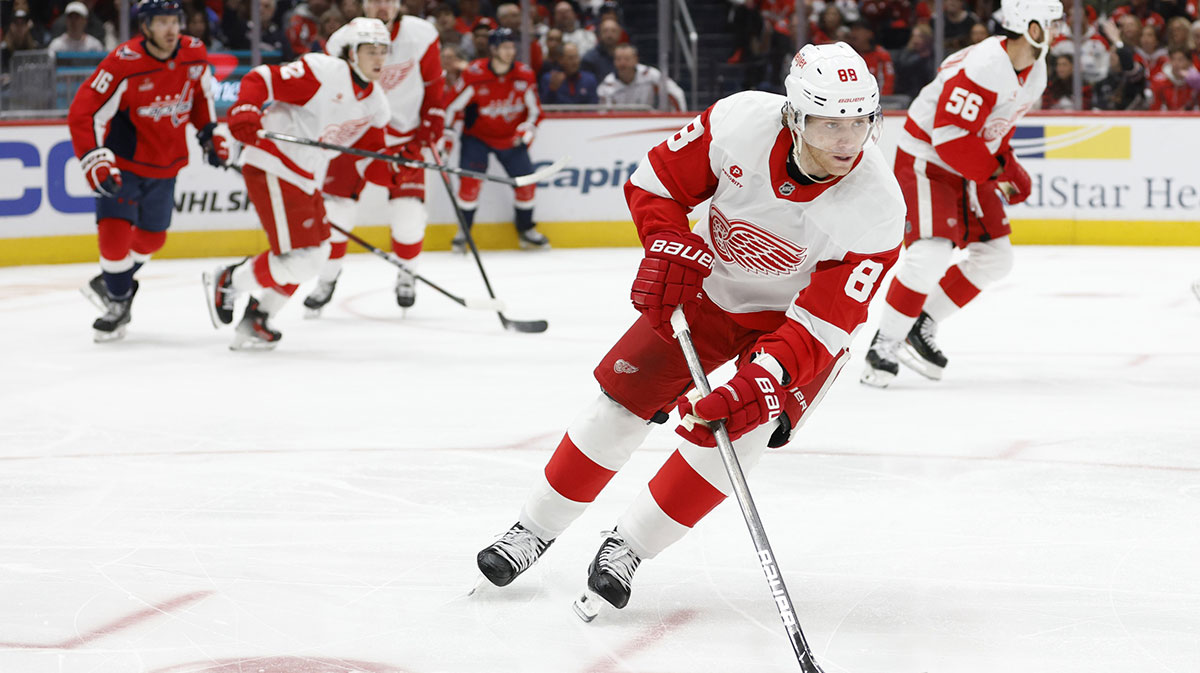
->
[444,58,541,150]
[68,36,216,179]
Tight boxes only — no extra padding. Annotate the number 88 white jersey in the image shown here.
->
[898,36,1046,182]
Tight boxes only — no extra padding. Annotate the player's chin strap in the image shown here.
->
[790,141,837,185]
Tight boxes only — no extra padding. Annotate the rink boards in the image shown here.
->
[1,112,1198,265]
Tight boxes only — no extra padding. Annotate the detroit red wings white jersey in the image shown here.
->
[898,36,1045,183]
[627,91,904,376]
[343,16,442,143]
[238,53,390,193]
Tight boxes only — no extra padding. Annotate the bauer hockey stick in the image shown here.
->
[670,306,826,673]
[259,130,568,188]
[427,145,549,334]
[328,223,504,312]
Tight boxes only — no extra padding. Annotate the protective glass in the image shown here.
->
[799,112,881,154]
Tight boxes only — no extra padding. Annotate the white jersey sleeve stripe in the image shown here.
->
[784,303,849,358]
[629,159,673,199]
[444,84,474,126]
[92,79,128,148]
[200,67,217,126]
[524,87,539,125]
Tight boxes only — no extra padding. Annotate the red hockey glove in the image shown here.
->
[80,147,122,197]
[416,111,444,148]
[228,104,264,145]
[196,122,229,167]
[675,361,783,447]
[363,144,422,187]
[995,148,1031,205]
[631,230,714,339]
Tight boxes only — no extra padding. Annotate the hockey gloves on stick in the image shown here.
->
[363,145,423,187]
[676,361,783,447]
[995,148,1031,205]
[197,123,230,167]
[632,230,714,340]
[517,121,536,147]
[80,147,122,197]
[229,104,264,145]
[416,111,444,148]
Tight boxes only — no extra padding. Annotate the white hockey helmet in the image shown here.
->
[1000,0,1064,48]
[327,17,391,79]
[783,42,882,162]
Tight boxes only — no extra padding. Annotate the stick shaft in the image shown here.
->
[670,307,824,673]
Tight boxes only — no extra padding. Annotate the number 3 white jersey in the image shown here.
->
[627,91,905,364]
[897,36,1046,183]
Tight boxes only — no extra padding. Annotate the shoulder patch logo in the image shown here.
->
[614,359,639,374]
[709,205,808,276]
[117,45,141,60]
[778,181,795,196]
[514,80,528,92]
[188,64,204,80]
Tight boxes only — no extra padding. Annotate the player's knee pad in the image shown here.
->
[564,393,656,470]
[895,237,956,293]
[458,177,482,207]
[267,241,332,285]
[961,237,1014,287]
[388,197,428,245]
[130,228,167,256]
[513,184,535,208]
[97,218,133,262]
[322,196,357,236]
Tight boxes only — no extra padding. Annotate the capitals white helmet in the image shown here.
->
[782,43,882,165]
[327,17,391,79]
[1000,0,1064,48]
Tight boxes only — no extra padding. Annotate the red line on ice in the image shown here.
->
[581,608,700,673]
[0,590,212,650]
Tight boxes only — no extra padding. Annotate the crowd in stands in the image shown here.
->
[3,0,1198,110]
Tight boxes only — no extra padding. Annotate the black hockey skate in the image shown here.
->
[230,297,282,351]
[394,269,416,308]
[585,530,642,609]
[517,227,550,251]
[201,260,245,327]
[92,294,133,342]
[302,273,339,318]
[450,233,468,255]
[81,274,138,312]
[476,522,554,587]
[897,311,948,380]
[860,330,901,388]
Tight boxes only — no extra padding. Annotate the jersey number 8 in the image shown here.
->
[944,86,983,122]
[844,259,884,302]
[667,115,704,152]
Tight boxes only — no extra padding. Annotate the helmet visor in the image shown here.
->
[799,112,881,154]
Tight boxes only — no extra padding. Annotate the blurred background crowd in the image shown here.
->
[2,0,1198,115]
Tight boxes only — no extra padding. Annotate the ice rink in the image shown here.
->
[2,245,1198,673]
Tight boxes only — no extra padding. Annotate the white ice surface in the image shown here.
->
[1,246,1199,673]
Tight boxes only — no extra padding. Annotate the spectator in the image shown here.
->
[495,2,544,72]
[184,7,225,50]
[861,0,930,50]
[432,4,460,47]
[540,27,564,75]
[455,0,484,34]
[317,7,346,51]
[553,0,596,53]
[969,21,989,44]
[442,42,469,95]
[340,0,363,19]
[1115,14,1143,50]
[286,0,333,55]
[582,17,620,81]
[847,19,895,94]
[814,0,862,23]
[540,41,598,103]
[894,22,935,98]
[463,17,496,60]
[1042,53,1091,109]
[402,0,428,18]
[48,2,106,54]
[2,9,44,76]
[1050,4,1110,84]
[597,43,686,110]
[1149,46,1199,109]
[812,5,847,44]
[1110,0,1166,38]
[1093,45,1149,109]
[1139,23,1168,75]
[50,0,109,46]
[937,0,978,52]
[1165,16,1194,51]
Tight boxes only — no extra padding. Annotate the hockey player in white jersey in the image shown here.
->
[475,43,905,614]
[861,0,1062,386]
[303,0,445,315]
[201,18,397,350]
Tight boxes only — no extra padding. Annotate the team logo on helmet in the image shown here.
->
[709,206,808,276]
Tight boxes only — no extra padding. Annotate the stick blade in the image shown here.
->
[514,156,570,187]
[501,316,549,333]
[464,297,508,312]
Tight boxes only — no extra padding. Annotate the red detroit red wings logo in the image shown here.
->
[320,117,372,146]
[379,60,415,91]
[709,206,808,277]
